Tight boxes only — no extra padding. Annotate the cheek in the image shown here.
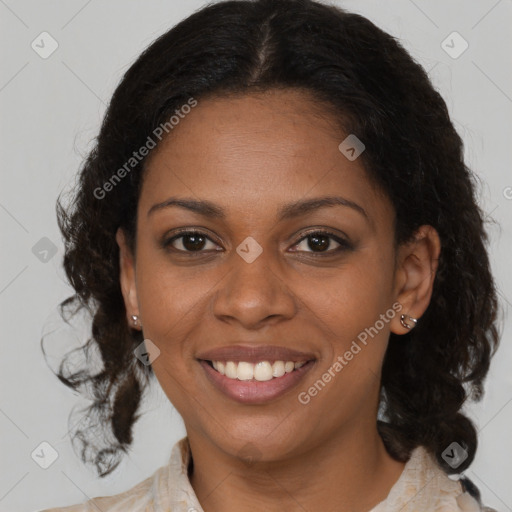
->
[299,251,394,345]
[133,248,209,362]
[135,257,208,416]
[300,257,395,417]
[137,273,209,359]
[296,265,394,420]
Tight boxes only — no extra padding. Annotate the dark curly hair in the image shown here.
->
[44,0,500,478]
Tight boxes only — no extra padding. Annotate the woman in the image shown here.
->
[39,0,500,510]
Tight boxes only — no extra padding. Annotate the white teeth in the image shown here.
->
[237,362,254,381]
[225,361,238,379]
[210,360,308,381]
[272,360,285,378]
[254,361,273,381]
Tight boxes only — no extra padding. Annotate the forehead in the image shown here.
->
[139,89,392,227]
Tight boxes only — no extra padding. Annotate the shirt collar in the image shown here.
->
[165,436,205,512]
[164,436,481,512]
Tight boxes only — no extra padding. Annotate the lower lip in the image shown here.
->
[199,359,315,404]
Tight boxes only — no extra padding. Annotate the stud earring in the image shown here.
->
[131,315,142,328]
[400,314,417,330]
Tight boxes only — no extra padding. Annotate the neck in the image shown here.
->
[188,424,406,512]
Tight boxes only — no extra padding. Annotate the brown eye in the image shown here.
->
[292,230,351,255]
[163,230,218,253]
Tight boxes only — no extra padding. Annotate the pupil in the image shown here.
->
[183,234,205,251]
[309,234,329,252]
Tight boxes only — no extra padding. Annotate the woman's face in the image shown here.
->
[117,89,433,462]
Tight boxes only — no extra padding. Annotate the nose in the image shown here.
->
[212,246,297,330]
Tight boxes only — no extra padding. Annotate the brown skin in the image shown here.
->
[116,89,441,512]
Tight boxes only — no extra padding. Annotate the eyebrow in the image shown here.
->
[147,195,369,222]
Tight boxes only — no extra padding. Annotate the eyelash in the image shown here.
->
[161,228,352,256]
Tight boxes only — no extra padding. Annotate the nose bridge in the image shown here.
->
[212,238,296,327]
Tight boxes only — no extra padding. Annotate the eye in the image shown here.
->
[161,228,352,256]
[162,229,220,253]
[291,230,351,255]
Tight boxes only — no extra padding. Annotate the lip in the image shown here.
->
[196,344,316,364]
[199,358,316,405]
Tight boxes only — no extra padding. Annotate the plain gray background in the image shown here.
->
[1,1,511,511]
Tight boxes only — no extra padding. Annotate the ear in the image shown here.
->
[390,225,441,335]
[115,227,141,329]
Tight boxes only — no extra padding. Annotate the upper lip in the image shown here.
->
[196,344,316,363]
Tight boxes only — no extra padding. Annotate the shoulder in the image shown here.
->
[35,437,194,512]
[372,445,498,512]
[37,462,170,512]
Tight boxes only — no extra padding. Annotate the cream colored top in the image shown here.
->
[39,437,495,512]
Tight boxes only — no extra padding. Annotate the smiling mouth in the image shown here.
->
[198,357,316,404]
[202,359,310,381]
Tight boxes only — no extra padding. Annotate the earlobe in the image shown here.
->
[115,228,141,329]
[391,225,441,335]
